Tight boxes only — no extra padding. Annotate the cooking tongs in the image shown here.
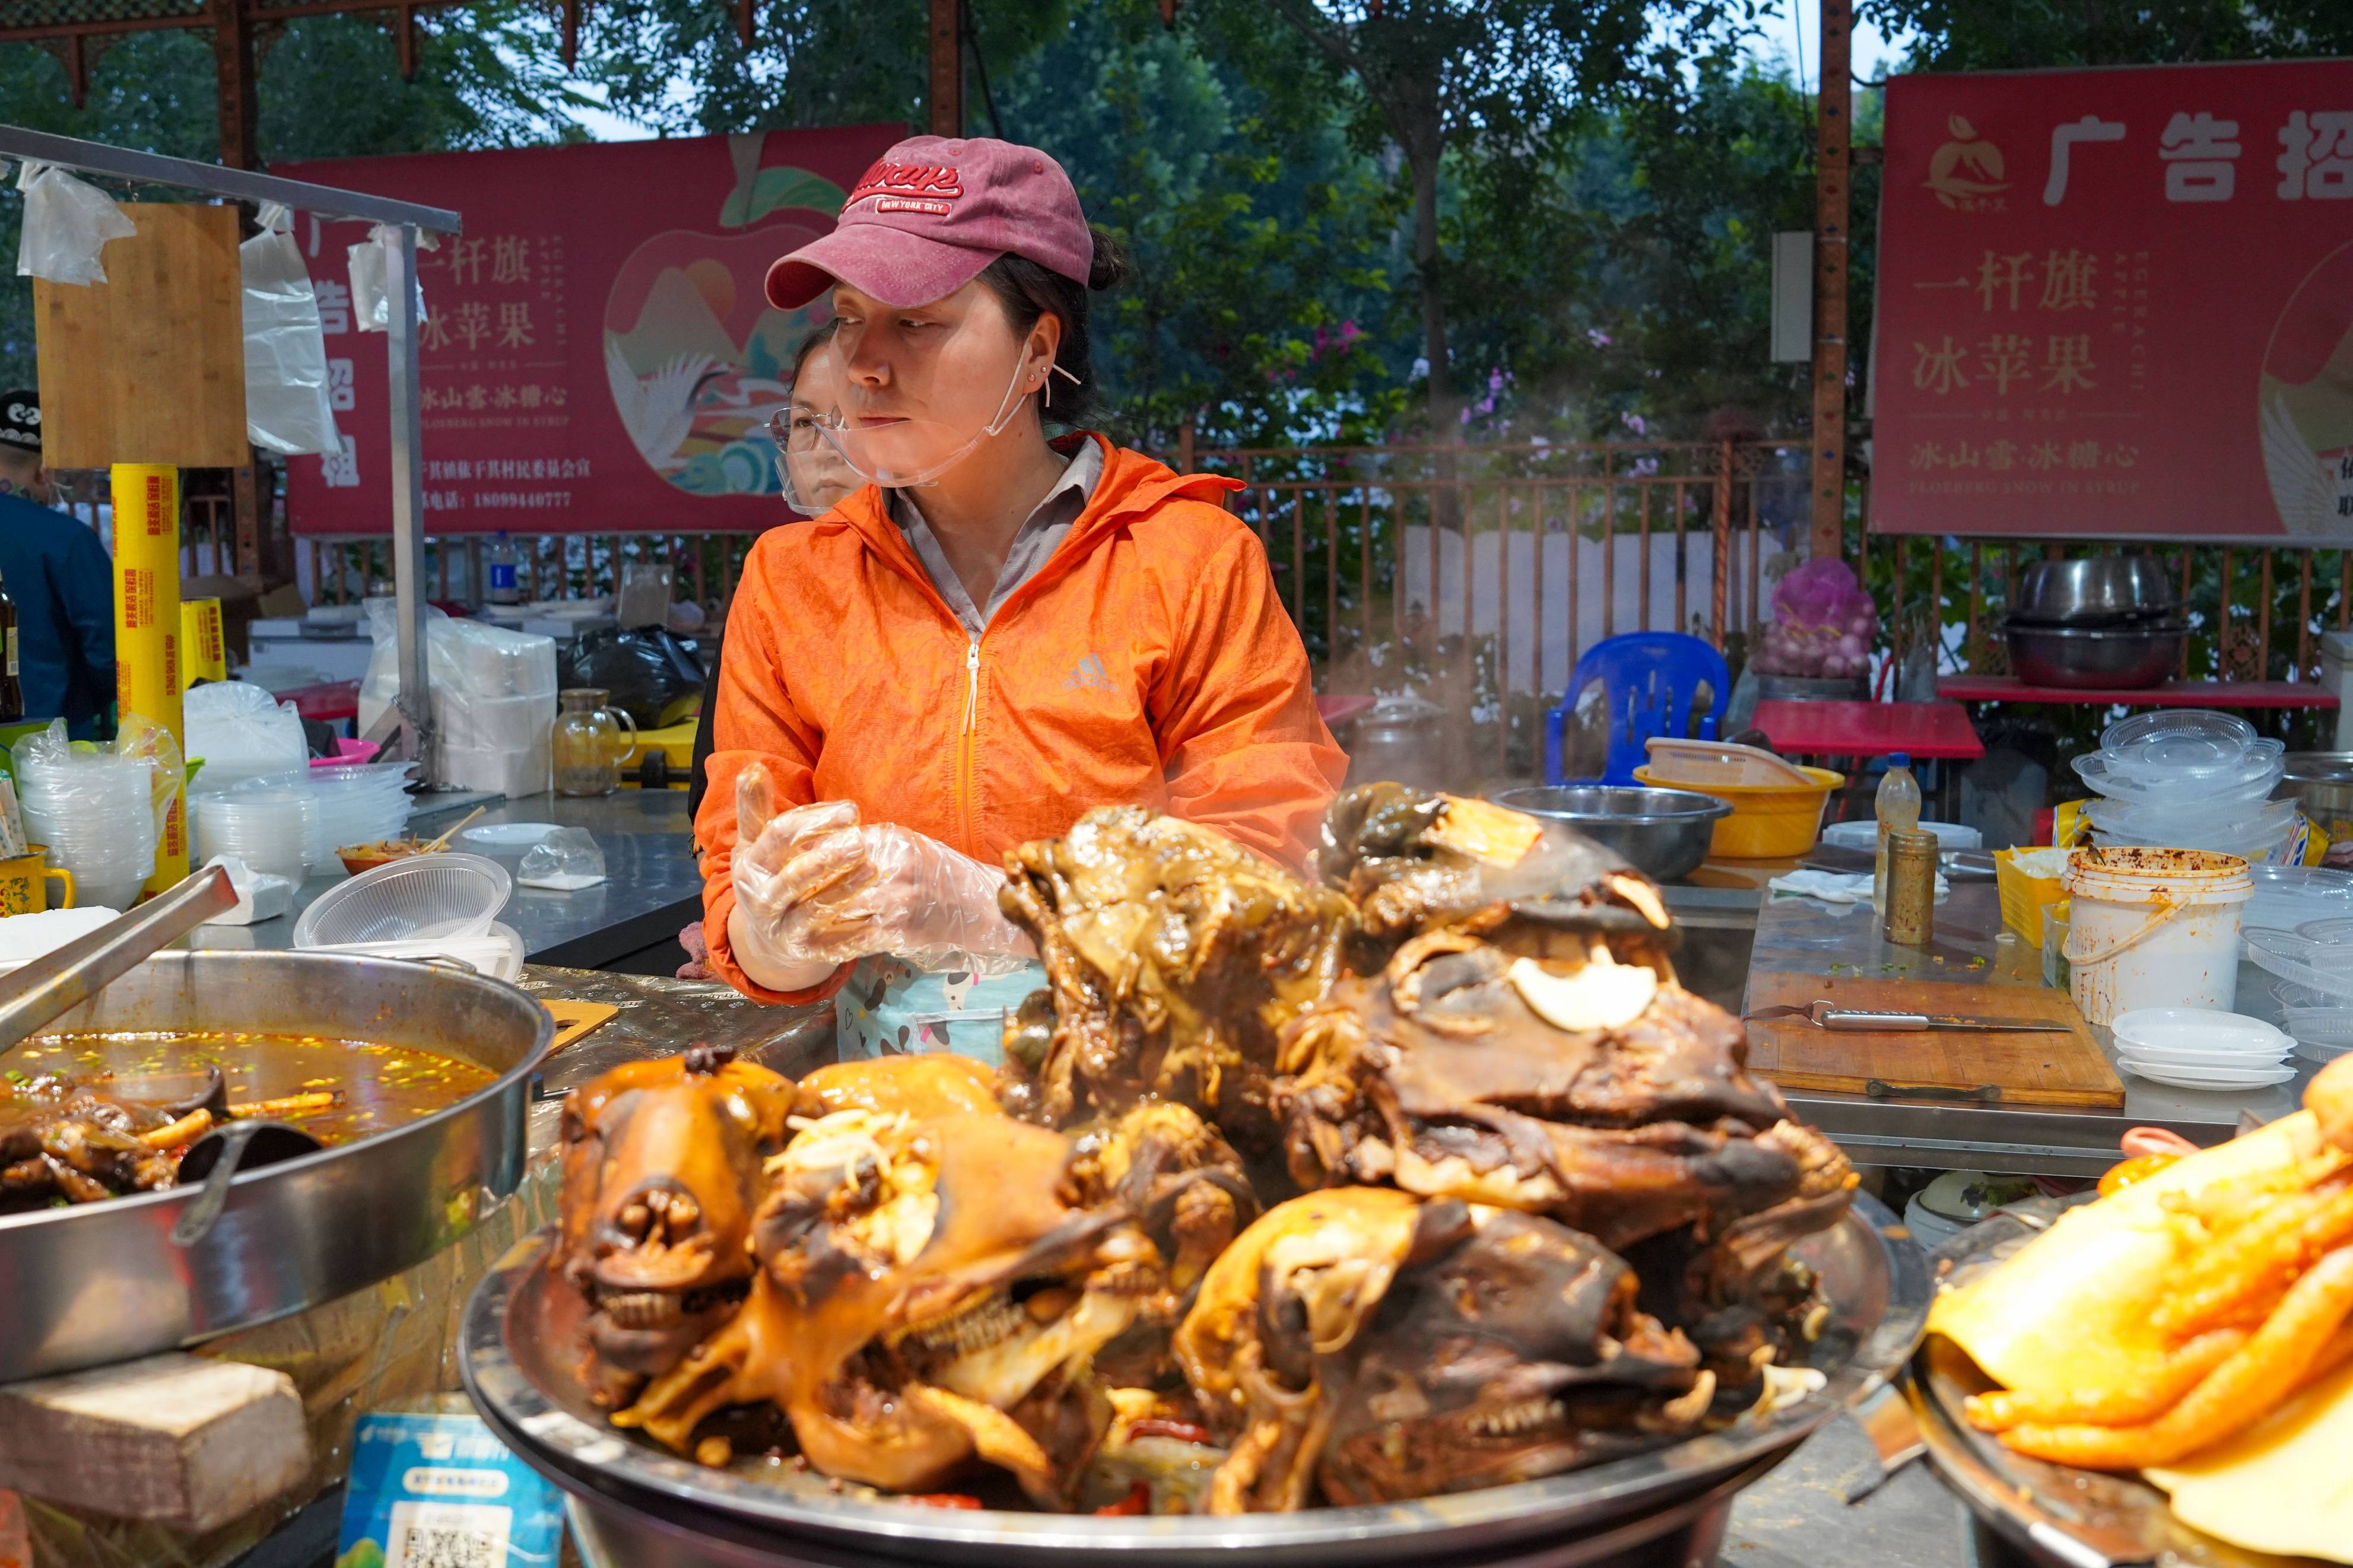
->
[0,864,239,1055]
[1745,1000,2069,1033]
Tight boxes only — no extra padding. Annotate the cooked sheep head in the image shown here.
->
[1317,784,1675,973]
[615,1109,1167,1507]
[1272,932,1849,1249]
[996,806,1357,1138]
[1174,1190,1707,1511]
[555,1044,796,1407]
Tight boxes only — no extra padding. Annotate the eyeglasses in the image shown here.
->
[766,409,836,456]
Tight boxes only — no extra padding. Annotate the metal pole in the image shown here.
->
[385,225,433,771]
[928,0,963,136]
[1809,0,1853,562]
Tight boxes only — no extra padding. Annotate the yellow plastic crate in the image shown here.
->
[1995,847,2071,947]
[620,719,696,790]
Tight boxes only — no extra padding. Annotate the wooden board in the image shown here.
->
[1744,970,2126,1108]
[35,203,247,470]
[545,999,620,1052]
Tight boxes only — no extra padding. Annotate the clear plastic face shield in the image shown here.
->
[797,287,1071,491]
[767,402,860,516]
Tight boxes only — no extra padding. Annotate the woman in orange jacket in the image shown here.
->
[700,133,1346,1060]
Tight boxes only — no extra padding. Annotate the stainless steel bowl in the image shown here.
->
[2009,557,2179,625]
[2281,752,2353,825]
[1487,785,1732,882]
[0,949,551,1379]
[2002,618,2185,689]
[463,1195,1929,1568]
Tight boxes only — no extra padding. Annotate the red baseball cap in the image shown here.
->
[764,136,1093,311]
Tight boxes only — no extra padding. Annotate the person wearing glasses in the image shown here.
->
[696,135,1344,1061]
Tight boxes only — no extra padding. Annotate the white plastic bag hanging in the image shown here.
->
[240,201,341,457]
[15,161,136,286]
[347,223,432,334]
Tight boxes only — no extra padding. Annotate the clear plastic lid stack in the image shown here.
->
[2071,708,2297,859]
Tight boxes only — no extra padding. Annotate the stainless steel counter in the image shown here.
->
[188,788,704,970]
[1744,880,2310,1175]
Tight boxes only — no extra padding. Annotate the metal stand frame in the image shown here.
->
[0,123,460,770]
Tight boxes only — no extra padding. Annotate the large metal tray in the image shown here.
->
[462,1194,1930,1568]
[1909,1204,2333,1568]
[0,949,552,1380]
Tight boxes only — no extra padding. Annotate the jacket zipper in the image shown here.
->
[958,636,981,851]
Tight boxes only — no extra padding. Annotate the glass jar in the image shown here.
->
[551,688,638,797]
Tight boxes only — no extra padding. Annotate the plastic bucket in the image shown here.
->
[2062,847,2253,1026]
[1631,765,1844,860]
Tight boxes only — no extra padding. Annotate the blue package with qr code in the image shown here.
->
[335,1411,563,1568]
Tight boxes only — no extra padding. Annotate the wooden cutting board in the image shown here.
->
[1743,971,2125,1108]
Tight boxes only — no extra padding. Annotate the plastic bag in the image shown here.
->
[571,625,707,727]
[519,826,606,890]
[15,161,136,286]
[240,202,341,457]
[360,600,557,796]
[347,223,433,334]
[1752,558,1879,679]
[185,679,309,790]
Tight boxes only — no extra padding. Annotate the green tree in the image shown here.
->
[1190,0,1741,421]
[1862,0,2353,68]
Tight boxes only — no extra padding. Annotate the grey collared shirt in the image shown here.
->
[888,440,1104,635]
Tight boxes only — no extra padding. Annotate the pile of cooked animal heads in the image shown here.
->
[555,785,1857,1514]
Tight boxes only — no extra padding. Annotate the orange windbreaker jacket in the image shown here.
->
[697,435,1348,1004]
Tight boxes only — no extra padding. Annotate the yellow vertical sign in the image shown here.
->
[180,597,226,685]
[110,463,185,892]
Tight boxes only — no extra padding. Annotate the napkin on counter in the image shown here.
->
[1768,869,1950,904]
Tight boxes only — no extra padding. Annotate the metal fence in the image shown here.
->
[64,437,2353,781]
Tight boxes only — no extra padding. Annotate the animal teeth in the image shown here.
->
[1465,1397,1563,1438]
[910,1294,1026,1356]
[599,1289,682,1329]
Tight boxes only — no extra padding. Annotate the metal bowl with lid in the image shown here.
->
[1487,785,1732,882]
[2009,557,2180,626]
[0,949,551,1379]
[463,1195,1929,1568]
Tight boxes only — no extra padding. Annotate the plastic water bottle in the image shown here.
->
[486,531,523,606]
[1873,751,1922,914]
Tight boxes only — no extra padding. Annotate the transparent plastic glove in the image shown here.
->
[856,822,1036,977]
[729,765,882,985]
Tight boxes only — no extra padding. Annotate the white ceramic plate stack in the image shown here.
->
[2110,1006,2299,1089]
[234,762,417,868]
[2071,710,2297,861]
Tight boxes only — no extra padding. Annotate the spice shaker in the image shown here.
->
[1883,827,1938,946]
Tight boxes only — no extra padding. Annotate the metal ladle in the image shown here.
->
[171,1119,325,1246]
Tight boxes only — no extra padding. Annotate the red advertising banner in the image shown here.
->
[1872,61,2353,540]
[278,125,903,537]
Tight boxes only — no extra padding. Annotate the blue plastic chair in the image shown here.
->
[1545,632,1730,785]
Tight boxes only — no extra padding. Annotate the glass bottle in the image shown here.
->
[0,567,21,723]
[486,532,524,606]
[552,688,638,796]
[1872,751,1921,914]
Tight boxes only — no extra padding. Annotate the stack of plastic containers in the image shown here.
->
[16,750,158,911]
[202,761,415,872]
[292,851,521,979]
[190,788,315,883]
[2246,915,2353,1063]
[2069,710,2295,861]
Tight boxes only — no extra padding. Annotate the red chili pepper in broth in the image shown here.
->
[904,1494,984,1510]
[1126,1418,1214,1445]
[1094,1481,1151,1516]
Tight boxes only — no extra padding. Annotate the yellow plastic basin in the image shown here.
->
[1633,764,1845,860]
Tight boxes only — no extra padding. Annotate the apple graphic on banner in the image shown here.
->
[2259,239,2353,537]
[603,161,842,498]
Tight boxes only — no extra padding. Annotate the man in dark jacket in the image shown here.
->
[0,391,115,737]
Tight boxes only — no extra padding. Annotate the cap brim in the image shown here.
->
[764,226,1005,310]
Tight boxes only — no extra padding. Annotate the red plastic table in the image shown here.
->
[1749,700,1985,761]
[1938,676,2338,710]
[1316,694,1377,727]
